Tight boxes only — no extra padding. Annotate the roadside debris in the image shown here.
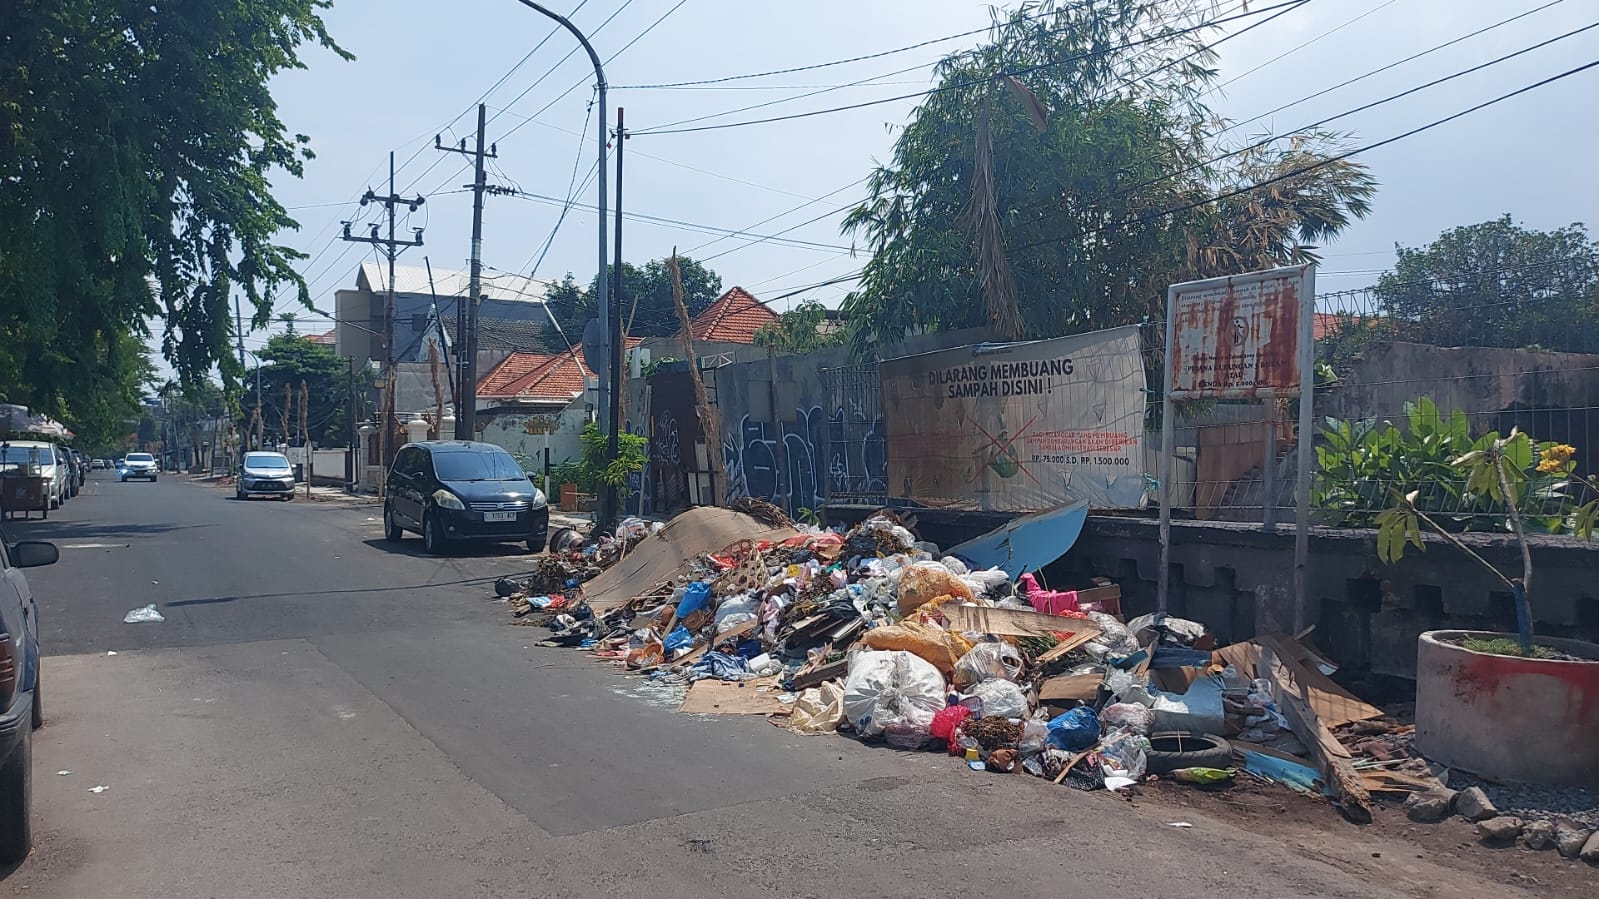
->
[490,502,1599,870]
[123,604,164,623]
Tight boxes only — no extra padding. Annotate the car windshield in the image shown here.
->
[245,454,290,470]
[0,445,53,464]
[126,453,153,463]
[431,449,527,482]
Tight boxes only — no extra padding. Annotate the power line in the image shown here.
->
[499,189,854,252]
[1218,0,1569,137]
[1210,0,1401,92]
[1007,57,1599,256]
[630,0,1308,135]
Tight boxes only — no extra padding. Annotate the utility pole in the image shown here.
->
[345,358,357,493]
[601,107,628,528]
[436,105,508,441]
[342,152,424,492]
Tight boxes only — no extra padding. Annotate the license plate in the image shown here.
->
[483,510,517,522]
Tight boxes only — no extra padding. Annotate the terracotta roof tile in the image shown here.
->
[477,352,557,398]
[683,287,776,344]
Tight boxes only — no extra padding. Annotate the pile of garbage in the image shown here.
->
[498,508,1407,820]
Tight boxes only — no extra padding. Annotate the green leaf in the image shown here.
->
[1502,432,1534,471]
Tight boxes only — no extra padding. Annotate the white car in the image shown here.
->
[0,442,70,510]
[235,452,296,500]
[119,452,158,482]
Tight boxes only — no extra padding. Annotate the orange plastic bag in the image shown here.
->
[898,562,975,615]
[858,620,973,676]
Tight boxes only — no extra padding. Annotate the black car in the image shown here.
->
[0,533,58,863]
[383,441,549,555]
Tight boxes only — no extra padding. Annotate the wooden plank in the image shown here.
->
[1260,646,1373,824]
[1038,673,1102,705]
[1033,625,1104,666]
[679,678,792,716]
[942,605,1096,639]
[1215,636,1383,729]
[790,658,849,691]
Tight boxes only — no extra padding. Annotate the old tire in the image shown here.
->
[422,512,445,556]
[0,709,33,865]
[383,505,403,542]
[1144,732,1233,775]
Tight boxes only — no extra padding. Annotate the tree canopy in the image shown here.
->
[1373,216,1599,354]
[248,334,351,446]
[0,0,347,428]
[840,0,1376,358]
[753,301,846,355]
[546,257,724,338]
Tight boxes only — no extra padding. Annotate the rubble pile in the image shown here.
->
[492,506,1599,866]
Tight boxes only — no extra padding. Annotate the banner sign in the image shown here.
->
[880,326,1147,512]
[1167,264,1312,399]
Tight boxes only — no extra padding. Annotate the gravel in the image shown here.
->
[1450,773,1599,830]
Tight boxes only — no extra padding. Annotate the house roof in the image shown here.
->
[478,352,559,399]
[358,261,548,304]
[682,287,777,344]
[477,317,559,353]
[1313,313,1340,341]
[306,330,336,346]
[478,338,647,403]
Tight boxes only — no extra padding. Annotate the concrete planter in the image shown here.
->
[1416,630,1599,787]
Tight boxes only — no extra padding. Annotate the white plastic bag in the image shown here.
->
[1100,702,1157,735]
[966,677,1029,720]
[123,604,164,623]
[954,641,1024,686]
[1100,728,1150,783]
[1083,612,1140,660]
[1018,714,1051,757]
[713,594,759,633]
[841,651,947,738]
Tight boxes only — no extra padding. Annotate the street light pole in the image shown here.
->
[511,0,612,522]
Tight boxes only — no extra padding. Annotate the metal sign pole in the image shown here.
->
[1293,265,1317,632]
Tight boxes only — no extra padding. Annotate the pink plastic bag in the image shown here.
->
[1019,573,1079,615]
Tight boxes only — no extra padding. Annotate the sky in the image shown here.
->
[203,0,1599,366]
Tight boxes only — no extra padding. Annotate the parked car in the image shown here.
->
[119,452,158,482]
[383,441,549,555]
[235,452,296,500]
[0,534,58,863]
[0,442,69,510]
[90,459,108,470]
[62,451,81,498]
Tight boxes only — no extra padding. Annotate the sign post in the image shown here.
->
[1161,265,1316,622]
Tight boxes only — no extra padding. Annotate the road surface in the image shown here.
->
[0,474,1584,897]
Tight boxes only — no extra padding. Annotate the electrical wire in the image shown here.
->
[499,189,854,252]
[1210,0,1400,92]
[630,0,1308,135]
[1218,0,1569,137]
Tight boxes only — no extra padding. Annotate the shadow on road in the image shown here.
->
[2,520,204,541]
[359,537,537,560]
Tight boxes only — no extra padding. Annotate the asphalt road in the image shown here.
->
[0,474,1578,898]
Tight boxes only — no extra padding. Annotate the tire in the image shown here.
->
[30,679,41,731]
[0,710,33,865]
[422,511,446,555]
[1144,732,1234,775]
[383,504,404,542]
[281,493,292,501]
[527,536,547,554]
[235,488,245,500]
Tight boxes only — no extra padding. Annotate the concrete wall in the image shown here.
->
[476,402,590,470]
[1044,516,1599,679]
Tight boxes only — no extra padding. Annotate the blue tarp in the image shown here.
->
[947,499,1089,578]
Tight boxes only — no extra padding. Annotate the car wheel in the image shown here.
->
[31,678,41,731]
[0,710,32,865]
[383,504,404,542]
[422,512,446,555]
[527,535,547,554]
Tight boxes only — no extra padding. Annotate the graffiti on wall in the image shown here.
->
[721,404,886,514]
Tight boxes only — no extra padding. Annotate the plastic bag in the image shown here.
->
[1083,611,1140,659]
[789,682,846,735]
[663,626,695,655]
[841,651,947,738]
[1100,702,1157,735]
[1018,715,1051,757]
[675,581,712,619]
[1105,670,1155,706]
[625,640,664,669]
[859,621,972,675]
[968,678,1029,720]
[1045,706,1101,751]
[939,556,969,575]
[1100,729,1150,780]
[1127,613,1210,648]
[929,705,972,753]
[123,604,164,623]
[713,594,759,634]
[897,561,975,615]
[961,567,1013,598]
[1171,766,1237,784]
[953,641,1025,687]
